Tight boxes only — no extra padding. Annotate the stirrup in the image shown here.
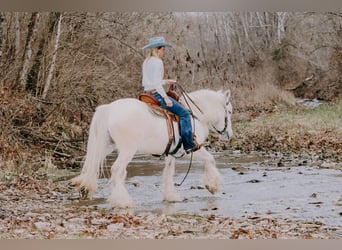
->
[185,143,202,154]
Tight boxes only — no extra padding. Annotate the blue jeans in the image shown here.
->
[152,92,196,150]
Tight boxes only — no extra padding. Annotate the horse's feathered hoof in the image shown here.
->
[205,185,217,195]
[79,187,89,200]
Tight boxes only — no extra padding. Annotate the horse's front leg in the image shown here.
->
[194,148,222,194]
[162,155,182,202]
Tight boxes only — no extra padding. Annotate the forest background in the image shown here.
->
[0,12,341,172]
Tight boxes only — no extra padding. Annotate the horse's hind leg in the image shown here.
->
[108,150,135,208]
[162,155,182,202]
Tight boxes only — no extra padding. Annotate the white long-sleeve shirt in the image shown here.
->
[142,57,167,97]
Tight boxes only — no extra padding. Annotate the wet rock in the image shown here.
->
[231,166,247,173]
[308,201,323,206]
[132,182,142,187]
[247,179,262,183]
[277,161,284,167]
[319,161,340,170]
[310,193,318,198]
[302,160,308,165]
[336,198,342,206]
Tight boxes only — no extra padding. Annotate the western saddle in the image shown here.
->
[138,89,182,157]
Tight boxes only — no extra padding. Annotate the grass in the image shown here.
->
[240,101,342,132]
[230,101,342,156]
[303,102,342,131]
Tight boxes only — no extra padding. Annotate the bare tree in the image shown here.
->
[17,12,40,90]
[15,12,20,56]
[0,12,3,58]
[276,12,288,44]
[42,13,62,99]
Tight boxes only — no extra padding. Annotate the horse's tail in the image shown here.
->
[72,104,111,198]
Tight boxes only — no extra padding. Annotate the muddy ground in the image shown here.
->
[0,150,341,239]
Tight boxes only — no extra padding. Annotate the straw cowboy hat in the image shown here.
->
[142,37,172,49]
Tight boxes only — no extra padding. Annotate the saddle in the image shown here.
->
[138,90,182,157]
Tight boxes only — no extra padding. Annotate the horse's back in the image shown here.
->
[104,98,172,154]
[109,98,144,108]
[106,98,147,115]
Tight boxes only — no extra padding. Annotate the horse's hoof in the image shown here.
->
[115,202,135,209]
[205,185,217,194]
[163,193,182,203]
[79,187,89,200]
[108,197,134,208]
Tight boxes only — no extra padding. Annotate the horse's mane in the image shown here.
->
[187,89,225,109]
[190,89,224,103]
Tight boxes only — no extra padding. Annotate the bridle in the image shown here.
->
[179,84,229,136]
[212,107,228,135]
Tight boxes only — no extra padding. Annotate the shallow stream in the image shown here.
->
[72,151,342,229]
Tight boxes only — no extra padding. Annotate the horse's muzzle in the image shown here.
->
[219,132,233,141]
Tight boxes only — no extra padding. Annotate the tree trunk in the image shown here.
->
[198,24,210,81]
[42,13,62,99]
[15,12,20,56]
[0,12,4,58]
[277,12,288,44]
[17,12,40,90]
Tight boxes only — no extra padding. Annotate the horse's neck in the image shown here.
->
[193,118,210,139]
[187,99,211,125]
[187,91,221,128]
